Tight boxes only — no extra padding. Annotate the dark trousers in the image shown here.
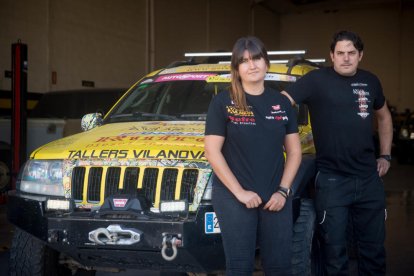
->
[212,184,292,276]
[315,171,386,276]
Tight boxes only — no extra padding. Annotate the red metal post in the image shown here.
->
[11,41,28,190]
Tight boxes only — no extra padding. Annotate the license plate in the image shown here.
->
[205,212,221,234]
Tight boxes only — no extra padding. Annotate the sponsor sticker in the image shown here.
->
[206,74,231,83]
[113,198,128,208]
[155,73,215,82]
[265,73,297,82]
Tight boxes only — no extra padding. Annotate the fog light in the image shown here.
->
[160,200,188,214]
[46,199,70,211]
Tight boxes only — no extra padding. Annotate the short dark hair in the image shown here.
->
[330,30,364,53]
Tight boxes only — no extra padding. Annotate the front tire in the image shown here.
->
[9,228,95,276]
[292,199,322,276]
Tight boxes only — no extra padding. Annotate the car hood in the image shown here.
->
[30,121,206,161]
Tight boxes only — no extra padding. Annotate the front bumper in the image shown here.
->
[7,192,225,272]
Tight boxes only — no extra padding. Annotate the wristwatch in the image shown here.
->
[277,186,291,198]
[379,155,392,162]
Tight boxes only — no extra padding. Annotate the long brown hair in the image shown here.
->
[230,36,270,111]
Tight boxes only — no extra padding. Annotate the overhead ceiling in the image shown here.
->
[257,0,414,14]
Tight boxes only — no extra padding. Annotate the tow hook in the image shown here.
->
[88,225,142,245]
[161,233,182,261]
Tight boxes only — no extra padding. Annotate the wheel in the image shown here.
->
[292,199,322,276]
[9,228,95,276]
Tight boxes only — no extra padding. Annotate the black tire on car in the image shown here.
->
[9,228,95,276]
[292,199,322,276]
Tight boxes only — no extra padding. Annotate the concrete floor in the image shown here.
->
[1,159,413,275]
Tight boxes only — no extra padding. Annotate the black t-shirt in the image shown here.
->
[285,67,385,177]
[205,87,298,202]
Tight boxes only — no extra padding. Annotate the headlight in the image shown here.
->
[202,173,213,201]
[18,160,64,196]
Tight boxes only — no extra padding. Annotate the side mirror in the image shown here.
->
[81,113,103,131]
[297,104,309,126]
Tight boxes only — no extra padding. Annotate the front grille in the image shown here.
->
[160,169,178,201]
[71,166,200,208]
[142,168,158,203]
[88,167,103,202]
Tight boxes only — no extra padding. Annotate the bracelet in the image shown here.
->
[277,190,288,199]
[277,186,291,197]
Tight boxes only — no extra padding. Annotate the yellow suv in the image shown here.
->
[8,52,321,275]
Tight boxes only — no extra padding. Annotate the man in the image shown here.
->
[282,30,393,275]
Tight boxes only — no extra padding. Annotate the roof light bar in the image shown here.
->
[270,58,326,64]
[218,58,325,64]
[184,50,307,58]
[268,50,306,55]
[185,52,232,57]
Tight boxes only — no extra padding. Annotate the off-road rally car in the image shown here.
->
[7,51,323,275]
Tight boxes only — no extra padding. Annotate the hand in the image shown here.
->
[263,192,286,211]
[236,190,262,208]
[377,158,390,177]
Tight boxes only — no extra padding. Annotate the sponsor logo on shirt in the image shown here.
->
[353,88,371,119]
[266,115,288,121]
[351,82,368,87]
[226,105,256,125]
[267,105,288,121]
[226,103,289,125]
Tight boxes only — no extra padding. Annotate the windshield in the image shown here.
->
[105,78,289,123]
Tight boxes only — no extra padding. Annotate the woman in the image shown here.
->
[204,36,302,275]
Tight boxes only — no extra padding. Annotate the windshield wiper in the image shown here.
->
[178,114,207,120]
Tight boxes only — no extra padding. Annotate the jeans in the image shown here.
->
[212,184,292,276]
[315,171,386,276]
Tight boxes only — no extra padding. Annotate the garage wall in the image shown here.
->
[0,0,280,93]
[152,0,279,69]
[400,8,414,112]
[0,0,50,93]
[1,0,412,110]
[153,0,210,68]
[279,5,414,111]
[0,0,147,92]
[48,0,147,90]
